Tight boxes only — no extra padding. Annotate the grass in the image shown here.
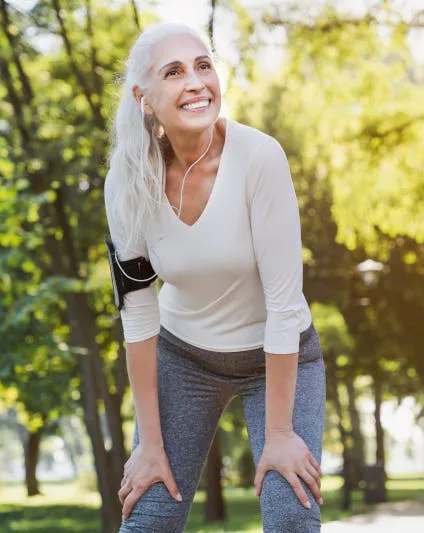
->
[0,475,423,532]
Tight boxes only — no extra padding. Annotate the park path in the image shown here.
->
[322,498,424,532]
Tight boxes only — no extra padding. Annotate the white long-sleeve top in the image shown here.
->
[104,118,312,354]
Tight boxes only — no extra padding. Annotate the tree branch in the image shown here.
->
[0,0,34,102]
[264,11,424,31]
[345,114,424,143]
[0,55,31,146]
[208,0,217,52]
[130,0,140,32]
[51,0,104,129]
[84,0,103,97]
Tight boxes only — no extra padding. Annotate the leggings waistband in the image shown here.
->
[158,320,315,357]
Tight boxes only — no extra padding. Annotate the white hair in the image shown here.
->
[107,22,213,253]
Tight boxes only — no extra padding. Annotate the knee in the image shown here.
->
[260,471,321,533]
[262,508,321,533]
[120,507,187,533]
[119,482,189,533]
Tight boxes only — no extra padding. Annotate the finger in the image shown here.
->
[284,472,311,509]
[308,454,323,476]
[305,462,321,489]
[122,486,144,520]
[163,469,182,501]
[298,468,322,505]
[118,482,133,507]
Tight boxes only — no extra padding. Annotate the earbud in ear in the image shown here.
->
[140,96,145,111]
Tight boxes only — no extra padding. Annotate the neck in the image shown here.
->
[166,121,218,170]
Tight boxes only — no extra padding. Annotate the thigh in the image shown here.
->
[120,334,227,533]
[241,323,326,533]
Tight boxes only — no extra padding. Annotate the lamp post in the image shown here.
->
[355,259,385,288]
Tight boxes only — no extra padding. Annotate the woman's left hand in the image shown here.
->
[254,430,323,509]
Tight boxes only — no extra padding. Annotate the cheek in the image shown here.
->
[165,83,187,108]
[208,74,221,98]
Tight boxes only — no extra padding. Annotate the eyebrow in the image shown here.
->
[158,55,211,75]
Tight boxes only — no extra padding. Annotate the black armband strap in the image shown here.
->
[104,234,158,310]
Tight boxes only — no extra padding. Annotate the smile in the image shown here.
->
[181,99,211,111]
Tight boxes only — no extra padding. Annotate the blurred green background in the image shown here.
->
[1,0,423,532]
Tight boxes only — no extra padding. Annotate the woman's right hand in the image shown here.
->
[118,441,182,520]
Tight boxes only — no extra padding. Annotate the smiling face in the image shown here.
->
[137,33,221,136]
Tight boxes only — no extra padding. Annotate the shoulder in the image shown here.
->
[228,119,286,164]
[236,123,293,204]
[228,119,289,176]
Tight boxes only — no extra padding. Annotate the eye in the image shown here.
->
[199,62,212,71]
[165,68,179,78]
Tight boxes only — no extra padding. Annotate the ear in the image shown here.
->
[132,84,154,116]
[132,84,142,105]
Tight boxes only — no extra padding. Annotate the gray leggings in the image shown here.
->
[119,321,326,533]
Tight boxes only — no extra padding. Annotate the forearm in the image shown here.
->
[265,351,298,440]
[126,335,163,447]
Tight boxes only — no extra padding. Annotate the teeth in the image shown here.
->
[182,100,210,110]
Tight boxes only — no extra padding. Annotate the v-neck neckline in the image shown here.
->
[163,117,231,231]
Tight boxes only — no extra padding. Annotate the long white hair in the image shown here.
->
[108,22,213,253]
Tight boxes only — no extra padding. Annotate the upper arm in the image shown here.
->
[247,136,303,282]
[104,168,160,343]
[247,136,304,354]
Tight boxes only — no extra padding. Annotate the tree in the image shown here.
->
[0,1,155,530]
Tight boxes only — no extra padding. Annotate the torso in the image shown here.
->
[138,118,312,351]
[164,118,227,227]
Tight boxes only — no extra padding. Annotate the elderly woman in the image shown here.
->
[104,22,326,533]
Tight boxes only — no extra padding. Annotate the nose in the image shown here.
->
[185,68,205,91]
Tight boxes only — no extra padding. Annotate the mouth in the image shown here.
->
[181,98,212,112]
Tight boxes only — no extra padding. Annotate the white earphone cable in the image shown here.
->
[114,96,216,282]
[172,126,214,218]
[113,249,157,283]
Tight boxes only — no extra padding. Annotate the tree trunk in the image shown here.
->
[326,351,352,510]
[25,427,43,496]
[373,370,386,471]
[207,0,217,51]
[67,292,125,533]
[204,430,226,522]
[345,370,365,489]
[37,142,125,533]
[53,182,127,533]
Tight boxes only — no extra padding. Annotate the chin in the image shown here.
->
[179,108,220,132]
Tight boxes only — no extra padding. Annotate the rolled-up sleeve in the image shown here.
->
[104,169,160,343]
[247,136,305,355]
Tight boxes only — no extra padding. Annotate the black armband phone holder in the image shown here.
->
[104,234,158,310]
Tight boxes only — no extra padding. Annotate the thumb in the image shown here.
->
[163,468,183,502]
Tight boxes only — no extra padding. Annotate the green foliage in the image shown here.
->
[0,0,158,441]
[231,3,424,394]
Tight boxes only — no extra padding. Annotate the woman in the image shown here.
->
[104,22,326,533]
